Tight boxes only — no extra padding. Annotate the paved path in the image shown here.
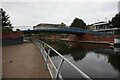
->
[2,42,50,78]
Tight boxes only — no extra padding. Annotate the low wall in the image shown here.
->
[1,32,23,46]
[2,37,23,46]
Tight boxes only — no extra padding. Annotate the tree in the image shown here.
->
[111,12,120,28]
[70,17,86,29]
[0,8,13,31]
[60,22,66,26]
[16,28,21,31]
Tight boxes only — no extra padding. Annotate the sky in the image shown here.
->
[1,0,120,30]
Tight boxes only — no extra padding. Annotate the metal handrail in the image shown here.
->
[35,39,92,80]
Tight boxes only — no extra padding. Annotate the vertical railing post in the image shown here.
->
[43,44,46,58]
[55,58,64,79]
[38,41,42,54]
[40,43,45,58]
[39,41,43,53]
[40,43,42,52]
[45,48,51,70]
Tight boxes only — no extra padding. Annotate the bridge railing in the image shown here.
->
[23,26,111,35]
[34,39,92,80]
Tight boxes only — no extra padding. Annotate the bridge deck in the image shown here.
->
[2,42,50,78]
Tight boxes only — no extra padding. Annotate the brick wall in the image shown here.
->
[68,33,120,43]
[1,32,23,39]
[1,32,23,46]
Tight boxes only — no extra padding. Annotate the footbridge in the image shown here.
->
[22,27,110,35]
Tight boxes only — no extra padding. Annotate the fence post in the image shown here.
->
[45,48,51,70]
[55,58,64,79]
[37,42,42,54]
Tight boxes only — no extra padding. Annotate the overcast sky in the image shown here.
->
[1,0,120,30]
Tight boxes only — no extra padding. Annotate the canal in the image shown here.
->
[43,39,120,79]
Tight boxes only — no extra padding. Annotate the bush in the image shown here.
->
[2,27,13,32]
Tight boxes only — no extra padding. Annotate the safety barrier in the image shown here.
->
[34,39,92,80]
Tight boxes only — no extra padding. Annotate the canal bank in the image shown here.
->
[60,38,110,45]
[67,32,120,47]
[60,38,120,48]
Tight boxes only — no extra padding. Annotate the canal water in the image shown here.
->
[43,39,120,79]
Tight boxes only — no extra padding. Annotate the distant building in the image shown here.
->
[87,25,95,30]
[89,21,120,34]
[33,23,65,30]
[118,1,120,13]
[90,21,112,30]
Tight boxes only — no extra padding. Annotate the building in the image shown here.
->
[33,23,64,30]
[87,25,95,30]
[118,1,120,13]
[90,21,112,30]
[89,21,120,34]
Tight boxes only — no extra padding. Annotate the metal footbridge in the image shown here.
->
[22,26,110,35]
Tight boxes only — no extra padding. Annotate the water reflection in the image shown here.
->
[108,54,120,72]
[66,42,120,72]
[43,40,120,78]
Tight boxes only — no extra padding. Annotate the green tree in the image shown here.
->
[70,17,86,29]
[60,22,66,26]
[16,28,21,31]
[0,8,13,31]
[111,12,120,28]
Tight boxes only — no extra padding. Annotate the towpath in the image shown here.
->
[2,42,50,78]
